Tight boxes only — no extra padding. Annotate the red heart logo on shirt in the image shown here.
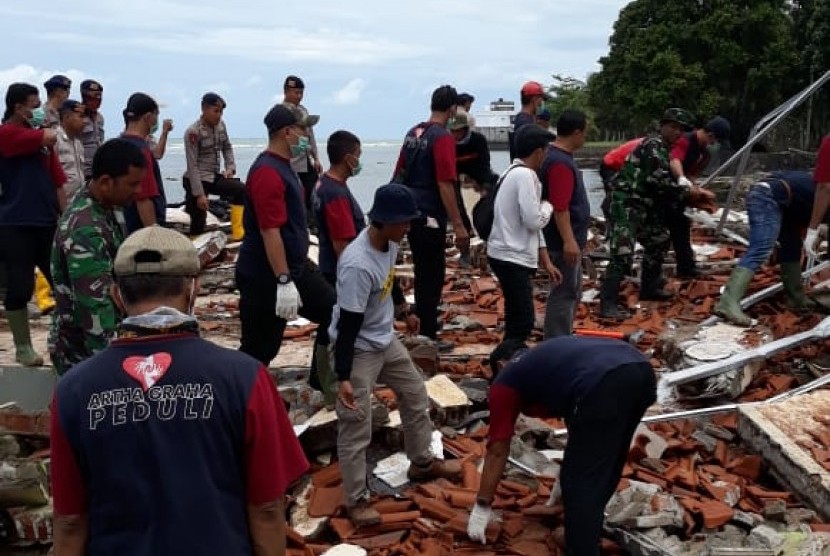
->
[122,352,172,391]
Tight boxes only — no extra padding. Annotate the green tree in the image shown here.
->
[791,0,830,146]
[542,75,600,139]
[589,0,798,143]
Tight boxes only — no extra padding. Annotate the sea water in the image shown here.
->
[157,139,606,215]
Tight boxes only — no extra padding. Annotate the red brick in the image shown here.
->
[726,455,762,481]
[380,510,421,524]
[310,462,342,488]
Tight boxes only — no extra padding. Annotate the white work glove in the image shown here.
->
[539,200,553,220]
[677,176,693,189]
[275,281,302,321]
[467,503,492,544]
[805,227,820,258]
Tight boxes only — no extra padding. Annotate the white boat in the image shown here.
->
[472,98,515,150]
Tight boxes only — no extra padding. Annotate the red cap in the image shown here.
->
[521,81,545,97]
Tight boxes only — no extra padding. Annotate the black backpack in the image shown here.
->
[472,164,521,241]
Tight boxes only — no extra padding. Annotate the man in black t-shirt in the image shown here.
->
[468,337,656,555]
[450,111,495,266]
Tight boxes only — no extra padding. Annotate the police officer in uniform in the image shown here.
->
[80,79,105,180]
[183,92,245,239]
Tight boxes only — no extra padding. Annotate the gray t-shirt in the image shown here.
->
[329,228,398,351]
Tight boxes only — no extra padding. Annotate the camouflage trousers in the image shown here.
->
[605,190,670,292]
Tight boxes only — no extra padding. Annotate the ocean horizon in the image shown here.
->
[157,138,605,214]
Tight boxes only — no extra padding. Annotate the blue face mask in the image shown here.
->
[350,158,363,177]
[290,135,310,157]
[27,106,45,129]
[536,104,547,116]
[707,143,720,155]
[150,119,159,134]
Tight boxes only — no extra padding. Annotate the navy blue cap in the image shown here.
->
[284,75,304,89]
[123,92,158,120]
[264,104,299,132]
[367,183,422,224]
[80,79,103,94]
[44,75,71,91]
[514,124,554,158]
[201,92,226,108]
[705,116,731,142]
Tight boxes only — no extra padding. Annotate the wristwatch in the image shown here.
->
[277,273,292,285]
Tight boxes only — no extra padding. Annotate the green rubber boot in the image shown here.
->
[7,308,44,366]
[315,344,338,408]
[714,267,754,326]
[780,262,812,310]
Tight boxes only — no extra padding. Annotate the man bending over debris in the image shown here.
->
[715,171,818,325]
[468,336,656,555]
[331,183,461,527]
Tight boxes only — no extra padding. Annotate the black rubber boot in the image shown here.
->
[599,273,628,319]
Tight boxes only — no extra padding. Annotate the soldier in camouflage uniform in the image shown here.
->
[49,139,147,374]
[598,109,699,319]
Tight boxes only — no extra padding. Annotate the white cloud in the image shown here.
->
[329,78,366,106]
[0,0,631,138]
[0,64,88,94]
[39,28,427,67]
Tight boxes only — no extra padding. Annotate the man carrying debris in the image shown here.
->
[715,171,818,325]
[51,226,308,555]
[598,108,716,319]
[468,336,656,555]
[667,116,732,278]
[332,183,461,527]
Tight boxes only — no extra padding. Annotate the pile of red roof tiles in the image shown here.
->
[288,408,829,555]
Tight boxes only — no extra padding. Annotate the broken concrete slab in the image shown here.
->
[424,374,469,409]
[290,480,329,539]
[739,393,830,520]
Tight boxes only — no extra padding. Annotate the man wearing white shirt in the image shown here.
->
[487,124,561,363]
[56,100,87,198]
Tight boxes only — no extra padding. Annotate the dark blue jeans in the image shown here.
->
[739,183,802,272]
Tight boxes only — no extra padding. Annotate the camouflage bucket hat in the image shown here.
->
[661,108,695,131]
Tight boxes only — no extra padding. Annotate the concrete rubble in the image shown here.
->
[2,209,830,555]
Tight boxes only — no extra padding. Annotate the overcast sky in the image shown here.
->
[0,0,628,140]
